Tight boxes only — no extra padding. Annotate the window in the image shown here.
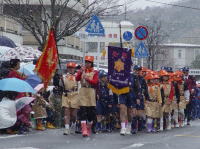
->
[178,50,182,58]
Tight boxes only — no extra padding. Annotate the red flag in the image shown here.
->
[35,29,58,88]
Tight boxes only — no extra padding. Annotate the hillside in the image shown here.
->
[104,0,200,44]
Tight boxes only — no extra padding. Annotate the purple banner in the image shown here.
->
[108,46,132,93]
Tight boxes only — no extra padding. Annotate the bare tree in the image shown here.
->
[143,18,168,70]
[2,0,120,50]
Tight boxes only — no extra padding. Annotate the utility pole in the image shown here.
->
[124,0,127,20]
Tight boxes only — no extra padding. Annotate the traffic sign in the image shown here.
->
[85,15,105,36]
[135,26,148,40]
[123,31,133,41]
[135,42,149,58]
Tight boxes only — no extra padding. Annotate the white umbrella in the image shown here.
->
[0,47,21,61]
[0,46,42,61]
[15,46,41,58]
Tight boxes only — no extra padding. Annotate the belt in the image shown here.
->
[65,89,78,92]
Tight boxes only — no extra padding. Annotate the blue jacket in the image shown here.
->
[97,81,113,105]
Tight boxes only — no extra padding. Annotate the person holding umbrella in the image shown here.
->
[6,59,30,134]
[0,77,35,134]
[7,59,27,80]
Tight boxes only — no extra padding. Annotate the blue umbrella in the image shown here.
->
[19,63,35,75]
[25,74,42,88]
[0,78,35,93]
[0,36,17,48]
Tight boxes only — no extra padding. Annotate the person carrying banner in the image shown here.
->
[76,56,98,137]
[107,46,132,136]
[62,62,79,135]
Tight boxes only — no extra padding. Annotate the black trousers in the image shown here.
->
[185,102,192,122]
[79,106,96,122]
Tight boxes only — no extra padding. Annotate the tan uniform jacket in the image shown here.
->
[145,84,162,118]
[62,73,79,109]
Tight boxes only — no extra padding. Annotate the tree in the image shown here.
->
[143,17,168,70]
[2,0,120,50]
[191,55,200,69]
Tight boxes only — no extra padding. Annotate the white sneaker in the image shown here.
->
[70,123,76,134]
[167,125,171,130]
[63,128,70,135]
[175,124,179,128]
[159,127,163,132]
[120,128,126,135]
[125,127,131,135]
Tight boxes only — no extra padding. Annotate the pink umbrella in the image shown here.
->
[15,97,35,112]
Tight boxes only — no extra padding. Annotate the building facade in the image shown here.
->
[147,43,200,70]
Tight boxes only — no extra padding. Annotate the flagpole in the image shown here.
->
[53,29,66,92]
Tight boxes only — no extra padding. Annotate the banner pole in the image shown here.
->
[119,23,123,48]
[97,41,100,70]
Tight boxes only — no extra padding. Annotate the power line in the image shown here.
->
[144,0,200,11]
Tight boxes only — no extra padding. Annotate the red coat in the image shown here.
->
[7,69,26,99]
[76,68,98,87]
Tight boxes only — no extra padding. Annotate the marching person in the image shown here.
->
[145,73,162,132]
[136,66,149,132]
[159,70,174,130]
[169,72,180,128]
[62,62,79,135]
[173,71,189,127]
[182,67,196,125]
[96,70,114,133]
[76,56,98,137]
[128,66,140,135]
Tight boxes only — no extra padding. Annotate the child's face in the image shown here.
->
[101,76,107,82]
[163,76,169,81]
[150,79,154,83]
[68,67,75,74]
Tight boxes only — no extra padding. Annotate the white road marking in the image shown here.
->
[175,134,200,138]
[0,135,24,139]
[8,147,39,149]
[121,143,144,149]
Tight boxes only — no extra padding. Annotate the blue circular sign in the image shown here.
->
[135,26,148,40]
[123,31,133,41]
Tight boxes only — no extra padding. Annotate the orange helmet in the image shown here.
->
[153,74,160,79]
[175,70,184,76]
[159,70,169,76]
[66,62,77,68]
[173,71,183,81]
[85,56,94,62]
[169,72,175,77]
[141,67,148,72]
[145,73,154,80]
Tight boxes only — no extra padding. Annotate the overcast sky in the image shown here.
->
[120,0,182,10]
